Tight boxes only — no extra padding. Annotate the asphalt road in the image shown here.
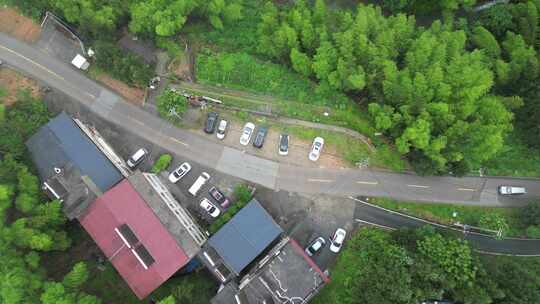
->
[1,32,540,206]
[352,197,540,256]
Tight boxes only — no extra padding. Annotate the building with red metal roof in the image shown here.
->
[79,171,207,299]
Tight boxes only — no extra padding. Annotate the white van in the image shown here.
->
[189,172,211,196]
[498,185,527,195]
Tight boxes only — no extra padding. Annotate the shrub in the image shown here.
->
[526,225,540,238]
[151,154,172,174]
[521,201,540,226]
[93,41,153,87]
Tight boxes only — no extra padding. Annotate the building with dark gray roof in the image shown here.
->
[25,112,123,219]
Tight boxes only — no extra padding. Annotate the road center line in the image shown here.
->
[169,137,189,147]
[457,188,476,192]
[308,178,333,183]
[0,44,65,81]
[356,181,378,185]
[407,184,430,189]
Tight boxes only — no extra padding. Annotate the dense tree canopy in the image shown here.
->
[314,226,540,304]
[129,0,243,36]
[258,3,515,175]
[0,96,100,303]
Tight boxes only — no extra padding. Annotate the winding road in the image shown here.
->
[352,197,540,256]
[1,32,540,207]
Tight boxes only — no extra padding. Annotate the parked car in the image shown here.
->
[305,237,326,257]
[204,112,219,134]
[208,186,230,208]
[200,198,220,218]
[168,162,191,183]
[216,119,228,140]
[279,134,289,156]
[309,137,324,161]
[498,185,527,195]
[329,228,347,253]
[126,148,148,168]
[189,172,211,196]
[240,122,255,145]
[253,127,268,148]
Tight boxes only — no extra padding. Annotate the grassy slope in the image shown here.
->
[483,131,540,177]
[371,197,526,237]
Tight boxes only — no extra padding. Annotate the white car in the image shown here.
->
[240,122,255,146]
[200,198,220,218]
[309,137,324,161]
[126,148,148,168]
[329,228,347,253]
[305,237,326,257]
[168,162,191,183]
[216,119,228,140]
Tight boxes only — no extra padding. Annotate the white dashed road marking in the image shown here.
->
[407,184,430,188]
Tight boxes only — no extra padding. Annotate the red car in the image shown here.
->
[208,186,230,208]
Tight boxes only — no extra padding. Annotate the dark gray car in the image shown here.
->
[204,112,219,134]
[253,127,268,148]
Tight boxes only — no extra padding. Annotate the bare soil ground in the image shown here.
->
[96,74,145,106]
[0,68,41,105]
[0,7,41,42]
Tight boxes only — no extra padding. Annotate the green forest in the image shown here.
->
[2,0,540,303]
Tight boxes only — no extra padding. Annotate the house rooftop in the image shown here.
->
[26,112,122,193]
[127,171,207,258]
[211,238,329,304]
[207,199,283,275]
[42,163,101,220]
[79,179,189,299]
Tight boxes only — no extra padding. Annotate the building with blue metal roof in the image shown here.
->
[203,199,283,278]
[26,112,123,219]
[26,112,122,192]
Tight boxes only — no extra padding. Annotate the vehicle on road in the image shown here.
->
[309,137,324,161]
[279,134,289,156]
[498,185,527,195]
[329,228,347,253]
[216,120,228,140]
[240,122,255,146]
[0,59,3,66]
[204,112,219,134]
[253,126,268,148]
[189,172,211,196]
[209,186,230,208]
[200,198,221,218]
[168,162,191,183]
[305,237,326,256]
[126,148,148,168]
[149,76,161,90]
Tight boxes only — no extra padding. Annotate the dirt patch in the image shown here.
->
[0,7,41,42]
[169,43,195,82]
[0,68,41,105]
[96,74,145,106]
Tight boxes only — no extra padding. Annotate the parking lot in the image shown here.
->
[191,111,348,169]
